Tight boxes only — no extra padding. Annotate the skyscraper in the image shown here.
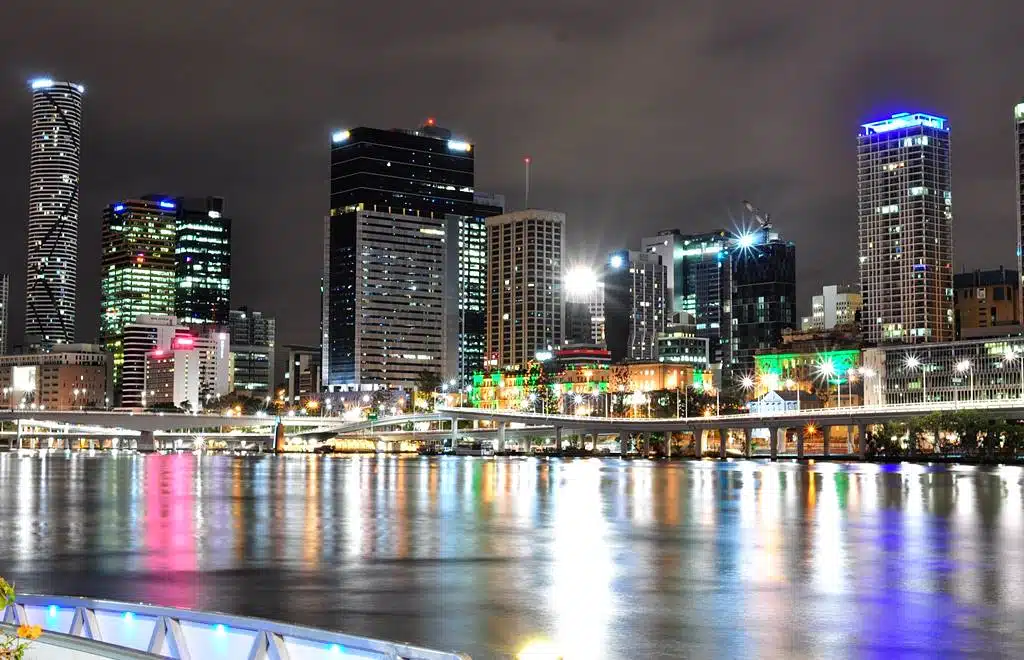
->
[728,227,797,376]
[323,121,473,390]
[0,274,8,355]
[485,210,566,369]
[173,196,231,326]
[229,307,275,397]
[858,112,953,344]
[25,78,84,346]
[100,198,178,392]
[604,250,667,362]
[461,192,505,379]
[1016,101,1024,316]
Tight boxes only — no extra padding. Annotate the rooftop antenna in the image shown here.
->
[742,200,772,230]
[524,156,531,210]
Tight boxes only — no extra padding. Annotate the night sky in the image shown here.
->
[2,1,1024,351]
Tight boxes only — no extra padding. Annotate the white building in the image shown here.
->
[120,315,191,408]
[25,79,85,346]
[0,273,8,355]
[806,284,862,331]
[485,210,566,368]
[143,332,230,411]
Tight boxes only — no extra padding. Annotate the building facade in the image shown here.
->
[485,210,566,369]
[100,198,178,389]
[324,122,473,390]
[565,281,605,346]
[656,317,710,369]
[863,336,1024,405]
[25,79,85,346]
[229,307,276,398]
[604,249,667,362]
[953,267,1020,338]
[285,345,321,404]
[173,196,231,327]
[643,230,733,364]
[1016,101,1024,319]
[0,344,109,410]
[807,284,862,331]
[144,332,229,411]
[459,192,506,378]
[858,112,953,344]
[119,315,191,408]
[0,274,8,355]
[728,227,797,377]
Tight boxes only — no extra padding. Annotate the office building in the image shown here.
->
[858,112,953,344]
[0,344,109,410]
[173,196,231,326]
[1017,101,1024,316]
[119,315,191,408]
[565,270,605,345]
[0,274,8,355]
[953,267,1021,338]
[229,307,276,397]
[285,345,321,404]
[604,249,667,362]
[862,336,1024,405]
[457,192,505,379]
[144,332,229,411]
[728,225,797,376]
[25,78,85,346]
[643,230,733,363]
[324,121,473,389]
[657,314,709,368]
[485,210,566,369]
[100,198,178,390]
[807,284,862,331]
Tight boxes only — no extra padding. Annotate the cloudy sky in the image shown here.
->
[1,1,1023,349]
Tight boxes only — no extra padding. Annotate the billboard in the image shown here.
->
[12,366,37,392]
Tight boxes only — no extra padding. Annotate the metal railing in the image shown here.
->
[3,594,470,659]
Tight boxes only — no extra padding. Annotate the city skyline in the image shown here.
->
[2,3,1024,354]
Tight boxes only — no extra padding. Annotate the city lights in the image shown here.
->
[563,265,599,298]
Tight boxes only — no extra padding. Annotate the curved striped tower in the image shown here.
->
[25,78,84,346]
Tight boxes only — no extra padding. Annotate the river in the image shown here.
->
[0,453,1022,658]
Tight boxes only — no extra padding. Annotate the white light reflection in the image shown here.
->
[344,457,364,558]
[547,461,613,658]
[810,464,848,596]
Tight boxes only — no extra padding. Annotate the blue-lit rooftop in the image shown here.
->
[861,112,948,135]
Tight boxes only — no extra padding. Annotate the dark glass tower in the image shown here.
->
[323,121,475,389]
[168,196,231,327]
[728,228,796,377]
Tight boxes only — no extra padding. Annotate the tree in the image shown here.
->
[416,370,442,395]
[205,392,264,415]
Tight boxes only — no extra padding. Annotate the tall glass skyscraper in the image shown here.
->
[858,112,953,344]
[172,196,231,326]
[323,121,475,390]
[25,78,84,346]
[1015,101,1024,316]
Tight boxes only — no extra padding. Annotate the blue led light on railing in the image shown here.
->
[330,643,343,654]
[48,605,57,617]
[215,623,226,635]
[123,611,134,622]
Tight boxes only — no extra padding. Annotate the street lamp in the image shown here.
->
[955,359,973,403]
[858,367,877,406]
[816,359,839,407]
[1004,348,1024,400]
[904,355,927,403]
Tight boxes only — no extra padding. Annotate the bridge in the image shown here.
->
[2,399,1023,459]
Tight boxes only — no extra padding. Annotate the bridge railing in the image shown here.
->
[3,594,470,660]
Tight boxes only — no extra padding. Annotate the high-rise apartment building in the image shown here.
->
[642,230,733,363]
[1016,102,1024,315]
[119,314,190,408]
[604,250,667,362]
[0,274,8,355]
[144,332,229,411]
[858,112,953,344]
[460,192,505,378]
[100,198,178,389]
[807,284,862,331]
[25,78,84,346]
[728,227,797,376]
[174,196,231,326]
[323,121,472,390]
[229,307,275,397]
[485,210,565,369]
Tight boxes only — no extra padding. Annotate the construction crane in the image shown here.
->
[742,200,772,230]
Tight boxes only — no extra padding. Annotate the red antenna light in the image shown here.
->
[426,117,436,126]
[524,156,531,164]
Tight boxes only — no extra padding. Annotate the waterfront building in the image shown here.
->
[120,315,191,408]
[565,270,605,346]
[460,192,506,378]
[173,196,231,327]
[754,347,864,407]
[604,250,667,362]
[656,314,710,368]
[0,273,8,355]
[953,267,1021,339]
[143,332,229,411]
[858,112,953,344]
[1017,101,1024,316]
[806,284,861,331]
[324,121,472,390]
[728,225,797,377]
[0,344,109,410]
[863,336,1024,405]
[285,345,321,404]
[229,307,275,398]
[25,78,84,346]
[485,210,566,369]
[642,230,733,363]
[100,198,178,390]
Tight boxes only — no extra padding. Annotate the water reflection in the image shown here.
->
[1,454,1023,658]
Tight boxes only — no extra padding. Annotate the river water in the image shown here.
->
[0,453,1022,659]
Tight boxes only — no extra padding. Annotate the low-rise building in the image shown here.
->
[656,314,710,368]
[953,267,1021,339]
[0,344,110,410]
[285,345,321,404]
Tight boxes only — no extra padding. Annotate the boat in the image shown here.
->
[2,594,470,659]
[453,440,494,457]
